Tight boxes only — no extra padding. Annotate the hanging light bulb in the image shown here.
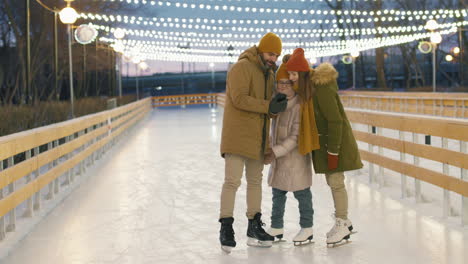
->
[425,19,439,31]
[114,28,126,39]
[59,7,78,24]
[430,32,442,44]
[139,61,149,70]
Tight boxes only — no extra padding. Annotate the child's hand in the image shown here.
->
[264,148,276,165]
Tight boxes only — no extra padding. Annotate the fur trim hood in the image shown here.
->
[310,62,339,86]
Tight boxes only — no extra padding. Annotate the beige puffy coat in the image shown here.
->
[220,46,276,160]
[268,95,313,192]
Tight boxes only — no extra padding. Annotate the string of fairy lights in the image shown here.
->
[88,20,465,42]
[78,2,468,64]
[100,0,465,17]
[99,26,462,63]
[93,20,467,47]
[79,9,467,26]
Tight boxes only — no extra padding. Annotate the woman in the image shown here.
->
[286,48,363,246]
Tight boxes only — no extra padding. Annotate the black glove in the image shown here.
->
[269,93,288,114]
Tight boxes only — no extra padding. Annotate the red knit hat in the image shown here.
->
[286,48,309,72]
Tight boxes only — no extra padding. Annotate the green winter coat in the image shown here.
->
[220,46,276,160]
[311,63,363,173]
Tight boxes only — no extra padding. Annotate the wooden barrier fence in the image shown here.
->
[339,91,468,118]
[216,93,468,225]
[0,98,152,241]
[152,93,217,107]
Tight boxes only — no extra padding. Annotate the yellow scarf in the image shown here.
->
[298,97,320,155]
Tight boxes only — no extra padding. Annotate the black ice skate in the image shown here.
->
[219,217,236,253]
[246,213,274,247]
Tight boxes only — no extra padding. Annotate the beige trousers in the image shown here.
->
[325,171,348,220]
[220,153,264,220]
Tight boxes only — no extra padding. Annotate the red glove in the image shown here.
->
[327,154,339,170]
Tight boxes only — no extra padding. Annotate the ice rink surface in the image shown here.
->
[3,107,467,264]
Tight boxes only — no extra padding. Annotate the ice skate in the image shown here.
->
[326,218,352,247]
[267,227,285,242]
[293,227,314,246]
[219,217,236,253]
[246,213,274,247]
[326,215,355,237]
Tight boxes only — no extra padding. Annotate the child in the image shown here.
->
[286,48,363,246]
[264,56,315,246]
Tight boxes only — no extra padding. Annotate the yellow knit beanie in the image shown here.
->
[276,54,290,81]
[258,32,282,55]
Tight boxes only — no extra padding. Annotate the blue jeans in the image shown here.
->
[271,187,314,229]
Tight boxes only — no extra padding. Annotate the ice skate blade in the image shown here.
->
[247,237,273,248]
[327,235,351,248]
[293,235,314,246]
[293,240,314,246]
[221,245,234,254]
[327,239,351,248]
[273,238,287,244]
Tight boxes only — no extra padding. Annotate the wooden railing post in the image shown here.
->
[461,141,467,225]
[53,140,60,195]
[23,149,33,218]
[33,146,41,211]
[377,127,385,188]
[6,156,16,232]
[368,125,375,184]
[412,133,422,203]
[400,131,407,198]
[0,161,5,240]
[442,137,451,218]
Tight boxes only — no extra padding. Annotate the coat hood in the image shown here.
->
[238,46,277,73]
[311,63,339,88]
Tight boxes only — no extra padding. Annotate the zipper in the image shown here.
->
[261,71,268,154]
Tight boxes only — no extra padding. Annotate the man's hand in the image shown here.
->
[264,148,276,165]
[269,93,287,114]
[327,153,339,170]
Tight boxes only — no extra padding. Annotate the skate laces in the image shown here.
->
[257,219,267,232]
[328,219,344,237]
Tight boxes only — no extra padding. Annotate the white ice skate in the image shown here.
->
[267,227,285,242]
[293,227,314,246]
[246,237,273,247]
[326,218,351,247]
[326,215,355,237]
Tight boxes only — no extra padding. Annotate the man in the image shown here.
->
[218,32,287,253]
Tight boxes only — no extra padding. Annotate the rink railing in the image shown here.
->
[346,109,468,225]
[152,93,217,107]
[217,93,468,225]
[0,98,152,242]
[339,91,468,119]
